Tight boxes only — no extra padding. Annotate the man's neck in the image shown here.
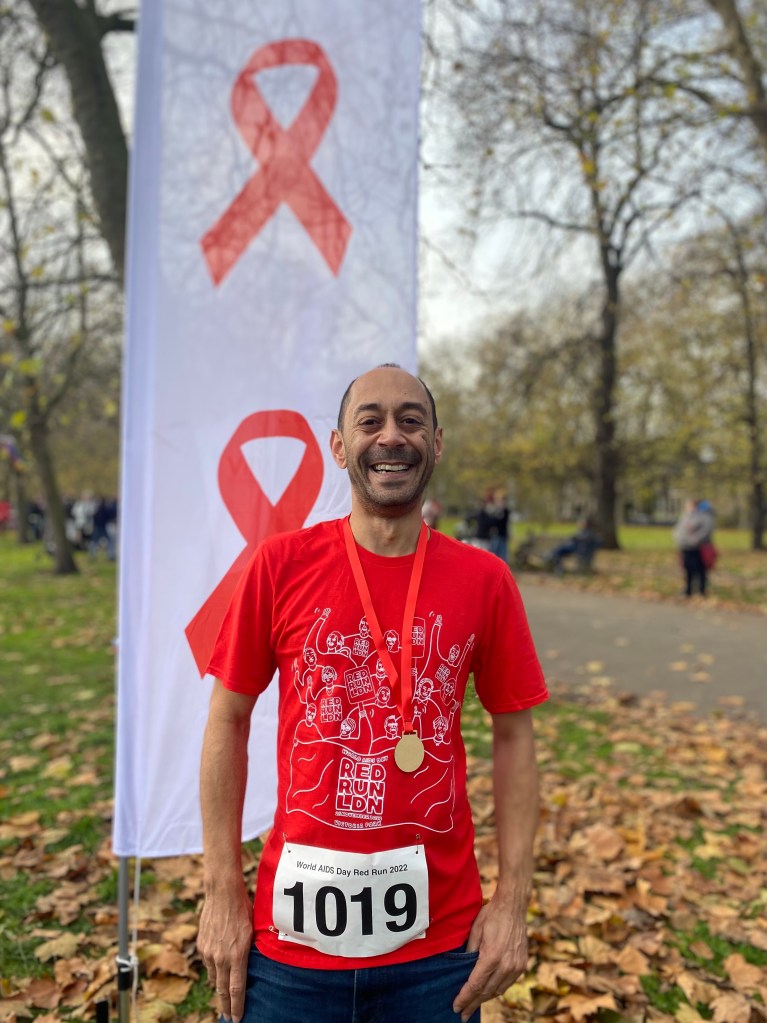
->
[347,505,424,556]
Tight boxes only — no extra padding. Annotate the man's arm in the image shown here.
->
[197,681,257,1023]
[453,708,540,1022]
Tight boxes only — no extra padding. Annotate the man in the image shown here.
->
[198,364,548,1023]
[545,517,601,575]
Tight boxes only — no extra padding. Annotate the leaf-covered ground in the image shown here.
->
[470,683,766,1023]
[1,683,763,1023]
[0,538,764,1022]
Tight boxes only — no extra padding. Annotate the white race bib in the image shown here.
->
[272,842,429,957]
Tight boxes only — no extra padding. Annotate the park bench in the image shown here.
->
[512,532,600,574]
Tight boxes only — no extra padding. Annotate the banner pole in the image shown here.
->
[116,855,134,1023]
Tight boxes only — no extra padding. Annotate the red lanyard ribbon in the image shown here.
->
[342,519,429,735]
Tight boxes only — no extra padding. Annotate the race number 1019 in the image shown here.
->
[283,880,417,936]
[273,842,429,957]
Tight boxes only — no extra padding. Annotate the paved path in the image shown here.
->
[517,578,766,720]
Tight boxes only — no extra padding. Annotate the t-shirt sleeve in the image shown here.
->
[472,567,548,713]
[204,545,277,697]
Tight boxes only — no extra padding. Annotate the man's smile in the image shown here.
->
[369,462,413,474]
[363,449,420,477]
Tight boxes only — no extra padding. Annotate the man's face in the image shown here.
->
[330,367,442,513]
[416,679,433,702]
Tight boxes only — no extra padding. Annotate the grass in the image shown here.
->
[0,531,764,1023]
[0,535,117,995]
[0,874,55,979]
[0,537,116,828]
[516,521,754,552]
[672,919,767,976]
[441,517,766,609]
[443,516,755,552]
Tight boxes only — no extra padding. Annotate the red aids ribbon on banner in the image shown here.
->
[185,410,323,675]
[201,39,352,284]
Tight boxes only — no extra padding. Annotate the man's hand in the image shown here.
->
[199,683,257,1021]
[197,881,253,1023]
[452,893,528,1023]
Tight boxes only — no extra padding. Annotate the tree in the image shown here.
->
[442,0,743,545]
[702,0,767,155]
[424,308,607,524]
[25,0,134,281]
[618,278,741,517]
[0,7,119,573]
[678,212,767,548]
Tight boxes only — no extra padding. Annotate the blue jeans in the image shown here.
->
[489,536,508,563]
[229,944,481,1023]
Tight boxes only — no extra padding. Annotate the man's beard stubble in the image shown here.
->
[347,446,435,514]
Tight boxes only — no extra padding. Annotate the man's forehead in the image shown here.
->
[349,368,428,409]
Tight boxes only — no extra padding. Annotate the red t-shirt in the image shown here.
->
[206,518,547,969]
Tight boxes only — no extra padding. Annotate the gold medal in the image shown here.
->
[394,733,425,773]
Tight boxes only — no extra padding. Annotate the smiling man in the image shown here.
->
[197,364,548,1023]
[333,365,441,519]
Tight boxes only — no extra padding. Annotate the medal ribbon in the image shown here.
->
[342,518,428,735]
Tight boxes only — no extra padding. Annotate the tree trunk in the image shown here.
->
[27,416,78,575]
[752,479,765,551]
[745,342,765,549]
[705,0,767,156]
[734,236,765,550]
[27,0,128,280]
[592,261,621,550]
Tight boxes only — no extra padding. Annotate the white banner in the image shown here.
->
[114,0,421,857]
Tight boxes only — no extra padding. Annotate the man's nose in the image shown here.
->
[377,415,406,446]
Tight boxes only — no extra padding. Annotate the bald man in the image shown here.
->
[198,364,547,1023]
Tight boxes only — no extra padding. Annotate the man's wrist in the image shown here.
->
[492,877,531,911]
[203,867,248,895]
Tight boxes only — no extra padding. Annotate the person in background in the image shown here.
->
[90,495,118,560]
[421,497,441,530]
[27,499,45,540]
[485,491,510,564]
[673,499,715,597]
[545,517,601,575]
[464,491,498,553]
[71,491,96,550]
[90,497,110,557]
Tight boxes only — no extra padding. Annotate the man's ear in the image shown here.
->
[330,429,347,469]
[434,426,444,464]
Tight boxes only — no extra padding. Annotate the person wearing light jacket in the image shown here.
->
[673,499,715,597]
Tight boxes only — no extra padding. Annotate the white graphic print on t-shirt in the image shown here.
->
[287,609,474,834]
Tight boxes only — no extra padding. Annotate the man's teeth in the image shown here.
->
[372,463,409,473]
